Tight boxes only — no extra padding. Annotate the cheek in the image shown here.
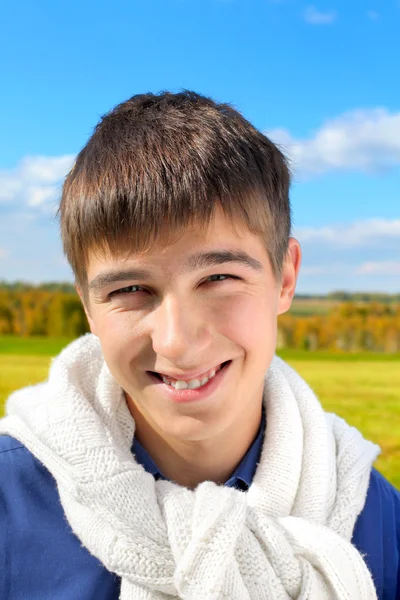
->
[213,294,277,347]
[92,311,145,371]
[94,307,144,338]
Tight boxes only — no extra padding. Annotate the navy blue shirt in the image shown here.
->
[1,411,399,599]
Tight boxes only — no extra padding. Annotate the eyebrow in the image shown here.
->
[88,249,264,293]
[186,250,263,273]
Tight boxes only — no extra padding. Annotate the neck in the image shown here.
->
[126,399,263,490]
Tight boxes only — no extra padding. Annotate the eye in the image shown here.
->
[109,284,146,297]
[206,274,241,283]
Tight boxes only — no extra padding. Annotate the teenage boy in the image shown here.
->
[0,91,399,599]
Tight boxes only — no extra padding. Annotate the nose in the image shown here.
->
[150,294,210,363]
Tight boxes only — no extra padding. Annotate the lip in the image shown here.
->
[152,361,226,382]
[147,360,232,404]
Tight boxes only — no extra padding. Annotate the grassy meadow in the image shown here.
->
[1,335,399,489]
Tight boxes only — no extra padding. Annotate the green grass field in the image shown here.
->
[1,336,399,488]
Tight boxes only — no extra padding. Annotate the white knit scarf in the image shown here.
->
[0,334,380,599]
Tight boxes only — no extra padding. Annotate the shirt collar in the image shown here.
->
[132,408,266,492]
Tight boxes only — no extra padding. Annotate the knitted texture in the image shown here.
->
[0,334,380,599]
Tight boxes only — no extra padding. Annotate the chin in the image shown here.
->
[162,409,232,442]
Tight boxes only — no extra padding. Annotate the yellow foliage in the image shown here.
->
[0,290,89,338]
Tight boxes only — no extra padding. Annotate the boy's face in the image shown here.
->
[81,206,301,442]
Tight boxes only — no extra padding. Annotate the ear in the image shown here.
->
[277,238,302,316]
[76,285,98,336]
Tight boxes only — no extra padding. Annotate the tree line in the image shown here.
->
[0,288,88,338]
[278,302,400,352]
[0,284,399,352]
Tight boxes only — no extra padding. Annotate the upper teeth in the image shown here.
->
[162,367,219,390]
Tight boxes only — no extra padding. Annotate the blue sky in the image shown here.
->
[0,0,399,293]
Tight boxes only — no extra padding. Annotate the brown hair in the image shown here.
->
[59,90,292,291]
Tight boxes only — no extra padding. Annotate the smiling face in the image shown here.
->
[81,206,301,445]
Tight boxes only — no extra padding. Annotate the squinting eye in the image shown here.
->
[110,285,145,297]
[206,274,240,282]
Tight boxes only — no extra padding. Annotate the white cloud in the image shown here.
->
[0,155,75,209]
[356,261,400,275]
[300,261,400,278]
[294,218,400,290]
[300,263,345,275]
[0,248,9,259]
[269,108,400,177]
[0,212,37,237]
[303,5,337,24]
[295,218,400,247]
[299,260,400,284]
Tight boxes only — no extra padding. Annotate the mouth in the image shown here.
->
[147,360,232,403]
